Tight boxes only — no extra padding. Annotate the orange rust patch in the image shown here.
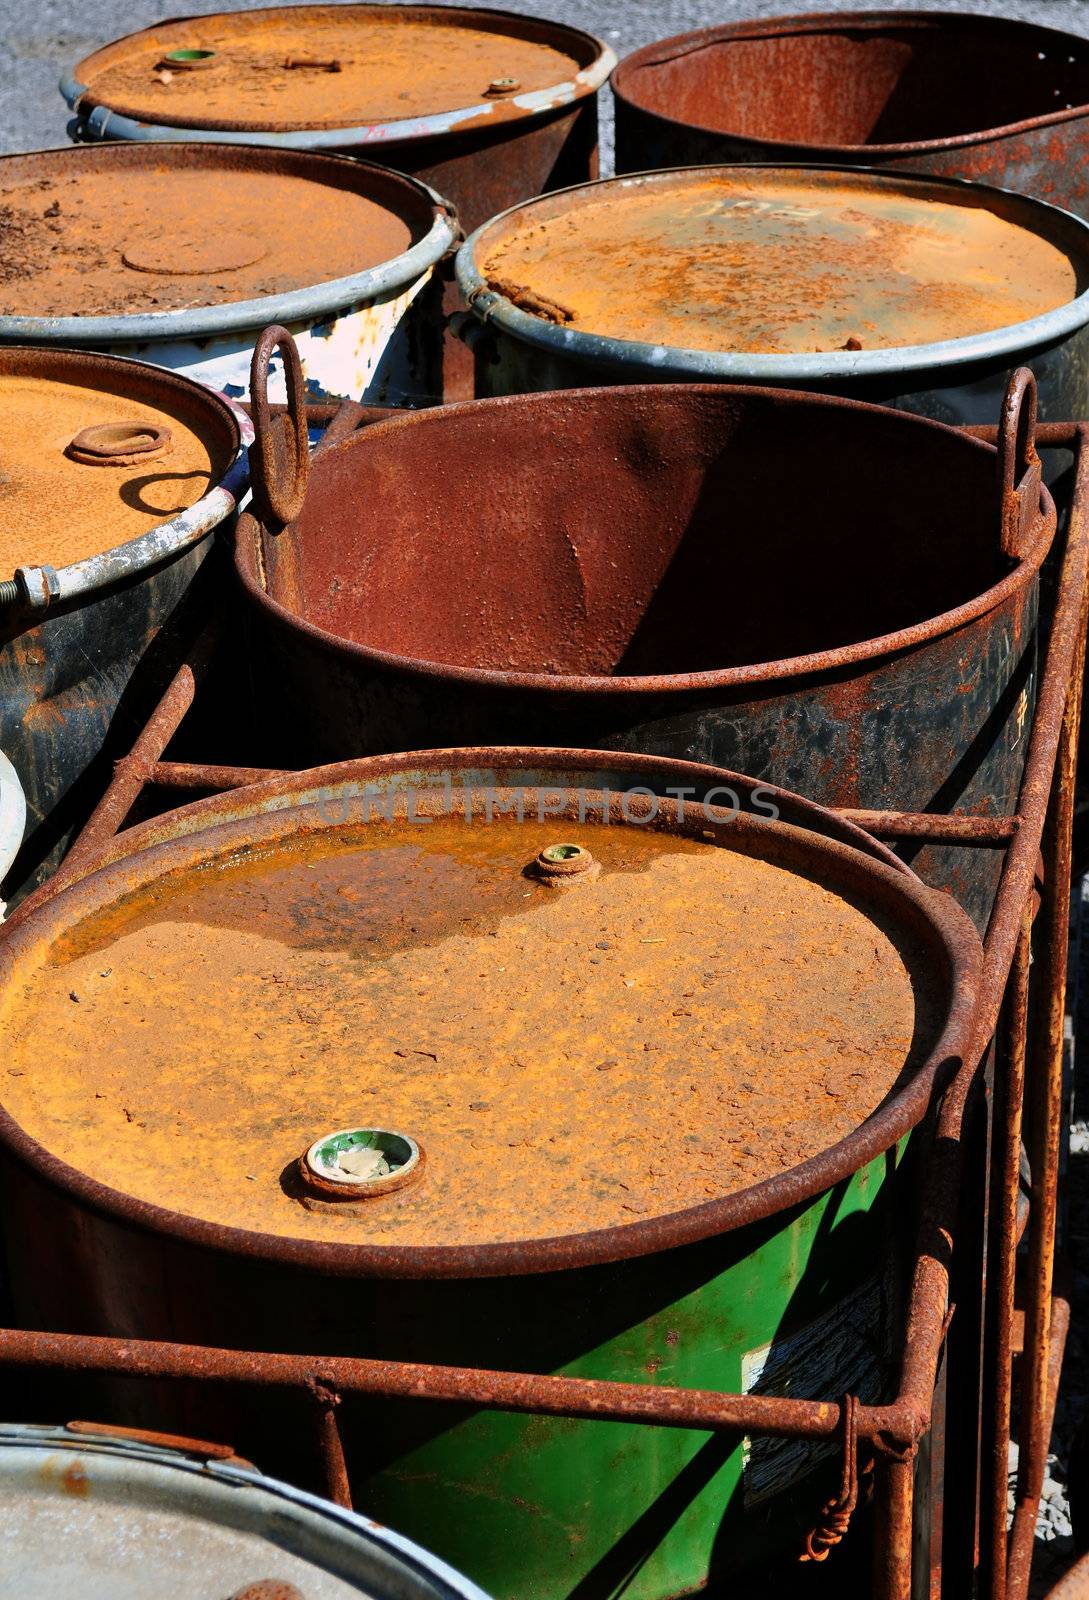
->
[476,169,1081,354]
[62,1461,89,1497]
[1,807,932,1249]
[0,375,228,572]
[73,7,581,132]
[0,155,413,318]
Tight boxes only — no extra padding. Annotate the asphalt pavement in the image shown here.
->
[6,0,1089,167]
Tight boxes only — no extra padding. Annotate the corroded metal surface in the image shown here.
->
[456,165,1089,423]
[472,168,1079,354]
[235,360,1054,930]
[0,746,980,1275]
[0,745,981,1594]
[1047,1547,1089,1599]
[611,11,1089,223]
[64,4,612,139]
[0,805,940,1249]
[0,346,245,906]
[0,418,1084,1600]
[0,144,456,405]
[60,8,613,401]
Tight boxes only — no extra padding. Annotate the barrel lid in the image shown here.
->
[463,165,1089,357]
[0,347,239,575]
[68,3,610,135]
[0,144,437,321]
[0,1422,490,1599]
[0,767,977,1271]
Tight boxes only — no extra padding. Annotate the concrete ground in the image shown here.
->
[5,0,1089,1591]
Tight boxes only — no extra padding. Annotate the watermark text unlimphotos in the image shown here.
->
[313,779,781,828]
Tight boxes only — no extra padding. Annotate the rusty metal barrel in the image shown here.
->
[0,749,982,1599]
[0,1421,493,1600]
[611,11,1089,220]
[60,5,615,398]
[0,346,247,907]
[234,336,1054,930]
[455,164,1089,424]
[0,144,457,405]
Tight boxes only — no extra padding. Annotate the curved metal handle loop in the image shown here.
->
[997,367,1042,563]
[249,324,310,527]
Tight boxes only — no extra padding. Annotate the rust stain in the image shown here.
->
[62,1460,89,1497]
[1,800,932,1250]
[72,6,582,133]
[477,169,1080,353]
[0,373,223,571]
[0,147,413,319]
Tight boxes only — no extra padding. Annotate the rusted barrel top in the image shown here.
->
[457,165,1089,380]
[0,346,244,597]
[0,751,980,1277]
[63,3,613,142]
[0,144,455,340]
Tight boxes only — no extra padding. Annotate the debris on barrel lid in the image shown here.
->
[469,166,1083,356]
[67,5,596,133]
[0,146,417,321]
[0,792,971,1255]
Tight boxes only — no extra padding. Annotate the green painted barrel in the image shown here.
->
[0,752,980,1597]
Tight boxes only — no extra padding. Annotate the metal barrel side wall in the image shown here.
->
[467,317,1089,431]
[233,383,1051,932]
[238,590,1035,935]
[0,346,246,907]
[610,11,1089,220]
[0,752,977,1598]
[0,1137,912,1598]
[1,545,213,906]
[455,165,1089,427]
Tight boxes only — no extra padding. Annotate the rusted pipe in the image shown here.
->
[150,760,290,791]
[981,914,1032,1600]
[310,1380,352,1510]
[1007,554,1087,1600]
[3,622,222,927]
[0,1326,894,1442]
[839,809,1019,844]
[892,424,1089,1478]
[1007,1294,1073,1599]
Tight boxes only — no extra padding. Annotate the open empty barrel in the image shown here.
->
[0,1421,492,1600]
[612,11,1089,221]
[456,165,1089,422]
[0,750,981,1598]
[0,144,456,404]
[0,346,246,906]
[60,5,615,398]
[235,340,1055,929]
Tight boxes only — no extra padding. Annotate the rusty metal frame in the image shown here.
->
[1,417,1087,1600]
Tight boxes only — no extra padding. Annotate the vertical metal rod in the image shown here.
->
[874,1453,916,1600]
[982,916,1032,1600]
[1006,634,1085,1600]
[311,1382,352,1510]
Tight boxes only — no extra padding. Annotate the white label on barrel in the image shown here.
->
[740,1272,894,1506]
